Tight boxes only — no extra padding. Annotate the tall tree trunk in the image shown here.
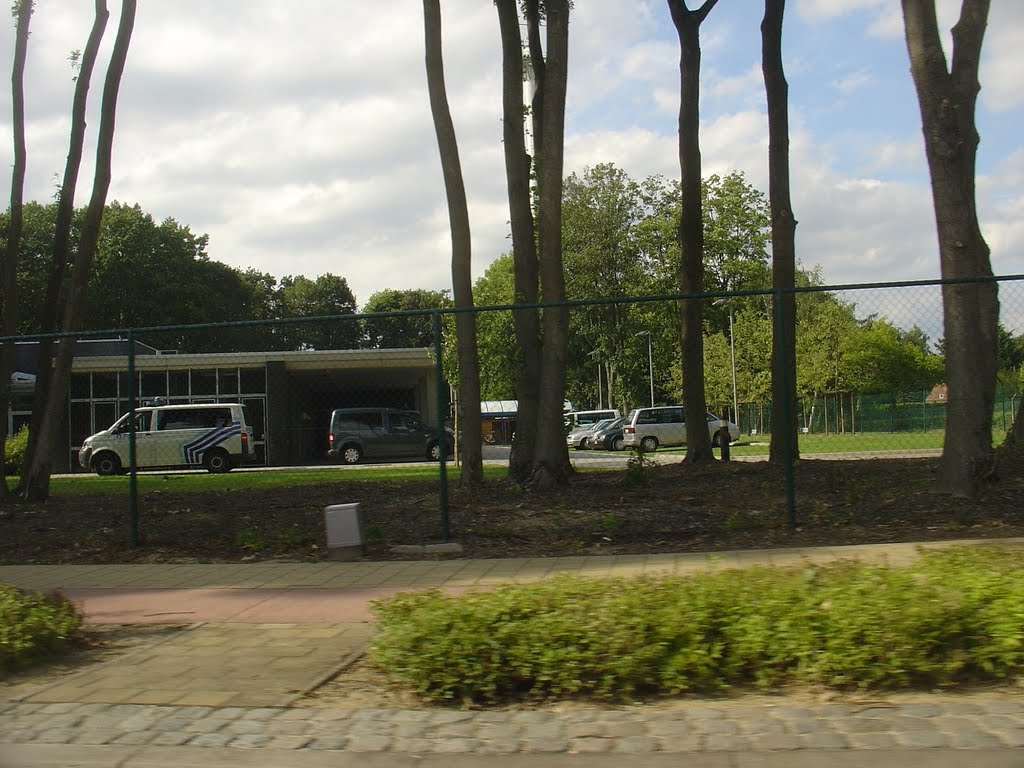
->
[21,0,109,488]
[761,0,800,466]
[22,0,136,500]
[495,0,541,483]
[667,0,718,464]
[1,0,33,500]
[901,0,997,497]
[530,0,571,489]
[422,0,483,486]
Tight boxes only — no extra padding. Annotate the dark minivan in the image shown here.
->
[327,407,453,465]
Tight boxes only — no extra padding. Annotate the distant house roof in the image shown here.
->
[926,383,948,403]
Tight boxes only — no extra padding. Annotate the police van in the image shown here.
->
[79,402,256,475]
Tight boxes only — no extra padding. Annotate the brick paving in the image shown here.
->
[3,537,1024,756]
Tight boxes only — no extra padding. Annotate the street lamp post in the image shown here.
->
[588,349,602,409]
[713,298,740,424]
[636,331,654,407]
[727,303,738,424]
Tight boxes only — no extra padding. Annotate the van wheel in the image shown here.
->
[427,441,449,461]
[93,452,122,476]
[611,436,625,451]
[203,448,232,473]
[341,444,363,465]
[640,436,659,453]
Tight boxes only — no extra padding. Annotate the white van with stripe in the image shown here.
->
[79,403,256,475]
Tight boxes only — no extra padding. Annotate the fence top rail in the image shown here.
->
[3,274,1021,345]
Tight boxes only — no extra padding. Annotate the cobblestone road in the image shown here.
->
[3,698,1023,755]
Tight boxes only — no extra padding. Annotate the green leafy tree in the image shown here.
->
[362,289,451,348]
[472,254,518,400]
[842,319,944,394]
[562,164,649,412]
[277,273,359,351]
[702,171,770,292]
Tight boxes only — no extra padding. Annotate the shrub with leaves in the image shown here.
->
[0,586,83,676]
[3,425,28,475]
[370,547,1024,705]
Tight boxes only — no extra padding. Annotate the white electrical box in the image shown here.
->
[324,503,364,561]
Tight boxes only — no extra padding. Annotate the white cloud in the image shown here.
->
[1,0,1021,323]
[831,69,873,95]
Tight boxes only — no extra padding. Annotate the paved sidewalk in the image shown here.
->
[7,537,1022,595]
[2,537,1023,764]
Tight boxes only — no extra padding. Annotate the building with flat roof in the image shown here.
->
[10,341,443,471]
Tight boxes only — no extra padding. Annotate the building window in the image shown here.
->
[240,367,266,393]
[141,371,167,399]
[70,373,91,399]
[93,372,118,399]
[218,368,239,395]
[191,369,216,396]
[169,370,189,397]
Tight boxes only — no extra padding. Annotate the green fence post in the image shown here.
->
[432,311,450,540]
[127,331,138,547]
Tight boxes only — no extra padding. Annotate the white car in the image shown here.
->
[621,406,740,452]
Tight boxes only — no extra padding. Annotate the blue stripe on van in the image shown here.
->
[182,423,241,464]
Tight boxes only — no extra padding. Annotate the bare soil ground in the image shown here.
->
[2,450,1023,565]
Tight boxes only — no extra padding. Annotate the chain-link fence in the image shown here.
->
[2,275,1022,548]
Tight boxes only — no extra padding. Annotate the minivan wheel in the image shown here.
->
[640,436,659,453]
[93,452,122,476]
[203,448,232,473]
[341,445,363,465]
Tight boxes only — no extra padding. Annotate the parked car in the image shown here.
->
[566,418,615,450]
[328,407,453,465]
[79,402,257,475]
[586,416,626,451]
[621,406,740,452]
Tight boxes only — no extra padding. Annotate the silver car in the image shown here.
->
[586,416,626,451]
[566,418,615,450]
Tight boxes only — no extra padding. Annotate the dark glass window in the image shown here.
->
[169,371,189,396]
[141,371,167,398]
[190,369,216,396]
[240,367,266,393]
[70,373,91,399]
[93,402,117,432]
[218,369,239,395]
[92,373,118,399]
[69,402,92,446]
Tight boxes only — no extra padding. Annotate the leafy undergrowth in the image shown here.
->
[1,453,1023,564]
[370,546,1024,706]
[0,586,83,677]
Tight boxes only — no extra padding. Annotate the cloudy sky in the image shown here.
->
[2,1,1022,324]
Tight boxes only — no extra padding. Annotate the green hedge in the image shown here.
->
[0,586,83,676]
[370,547,1024,705]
